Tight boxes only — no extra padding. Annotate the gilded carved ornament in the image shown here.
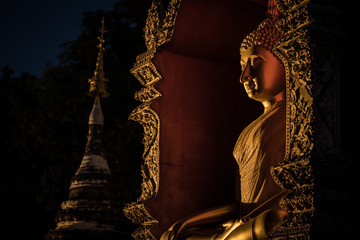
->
[267,1,315,238]
[270,0,342,238]
[123,1,182,239]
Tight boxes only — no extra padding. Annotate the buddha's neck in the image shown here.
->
[262,91,286,113]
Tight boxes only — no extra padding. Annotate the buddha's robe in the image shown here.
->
[233,100,285,211]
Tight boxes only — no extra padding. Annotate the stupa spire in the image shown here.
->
[46,17,124,240]
[88,17,109,98]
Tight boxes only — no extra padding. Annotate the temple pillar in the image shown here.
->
[271,0,355,238]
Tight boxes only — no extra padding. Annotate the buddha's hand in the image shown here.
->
[160,219,187,240]
[213,210,288,240]
[160,230,174,240]
[214,219,245,240]
[221,219,236,230]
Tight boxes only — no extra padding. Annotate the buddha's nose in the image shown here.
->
[240,63,252,83]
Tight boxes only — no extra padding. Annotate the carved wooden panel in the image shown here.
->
[123,1,182,239]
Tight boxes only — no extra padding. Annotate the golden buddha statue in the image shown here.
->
[161,1,288,239]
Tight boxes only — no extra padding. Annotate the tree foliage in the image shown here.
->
[0,0,151,238]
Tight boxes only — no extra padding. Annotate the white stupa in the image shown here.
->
[46,18,124,240]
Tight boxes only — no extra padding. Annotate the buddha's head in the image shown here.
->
[239,2,286,105]
[240,45,285,103]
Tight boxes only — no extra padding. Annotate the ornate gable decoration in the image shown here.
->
[270,0,343,238]
[123,1,182,239]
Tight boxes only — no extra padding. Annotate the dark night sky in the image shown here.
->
[0,0,118,77]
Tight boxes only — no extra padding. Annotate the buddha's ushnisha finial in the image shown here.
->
[88,17,110,98]
[240,0,283,57]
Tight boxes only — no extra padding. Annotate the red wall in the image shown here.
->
[146,0,267,237]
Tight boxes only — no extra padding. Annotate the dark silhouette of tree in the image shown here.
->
[0,0,151,238]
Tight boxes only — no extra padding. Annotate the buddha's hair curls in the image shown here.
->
[240,17,283,55]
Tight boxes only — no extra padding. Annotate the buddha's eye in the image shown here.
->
[251,57,263,68]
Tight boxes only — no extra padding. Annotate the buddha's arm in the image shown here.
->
[213,191,288,240]
[181,201,240,229]
[214,209,287,240]
[241,190,287,220]
[161,191,288,240]
[161,201,240,240]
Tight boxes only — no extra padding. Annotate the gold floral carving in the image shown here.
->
[144,0,183,51]
[269,1,315,238]
[123,1,182,239]
[270,0,342,238]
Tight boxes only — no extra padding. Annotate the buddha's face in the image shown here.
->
[240,45,286,103]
